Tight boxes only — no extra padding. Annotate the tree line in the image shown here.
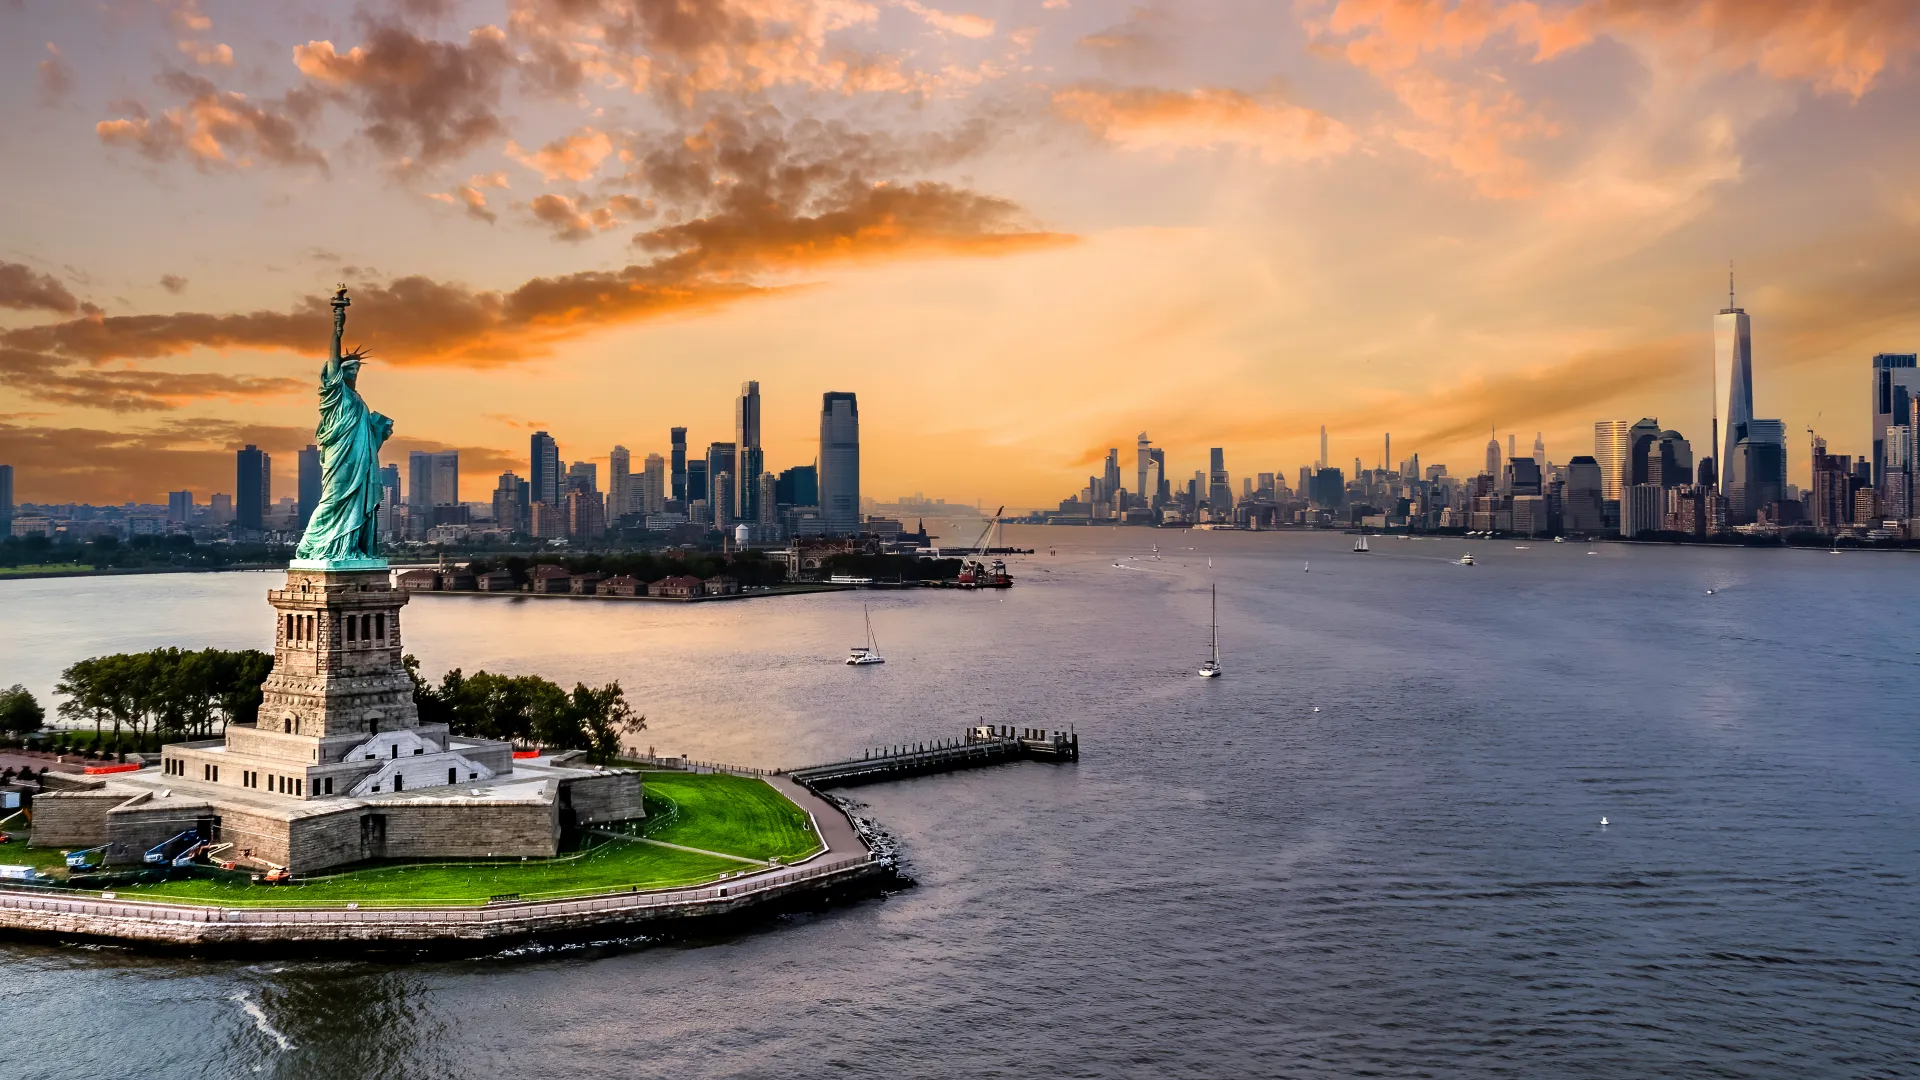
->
[1,533,289,570]
[405,657,644,764]
[53,648,273,750]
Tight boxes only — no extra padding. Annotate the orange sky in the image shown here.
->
[3,0,1919,508]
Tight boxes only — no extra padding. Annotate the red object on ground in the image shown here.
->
[511,750,540,759]
[83,762,143,775]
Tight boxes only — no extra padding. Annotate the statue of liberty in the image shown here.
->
[291,286,393,568]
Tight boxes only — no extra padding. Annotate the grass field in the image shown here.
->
[638,772,822,862]
[29,771,820,906]
[0,564,92,576]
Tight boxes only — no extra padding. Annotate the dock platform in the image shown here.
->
[785,726,1079,788]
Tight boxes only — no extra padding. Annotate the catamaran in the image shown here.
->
[1198,584,1223,678]
[846,605,886,665]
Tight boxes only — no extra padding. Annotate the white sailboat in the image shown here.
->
[846,605,886,665]
[1198,584,1223,678]
[1352,535,1370,553]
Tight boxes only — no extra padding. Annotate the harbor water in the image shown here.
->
[1,528,1915,1078]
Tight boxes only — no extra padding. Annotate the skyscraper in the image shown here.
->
[1207,448,1231,513]
[775,464,818,507]
[297,445,321,527]
[1871,353,1917,489]
[1564,456,1604,532]
[670,427,688,503]
[1626,419,1660,487]
[1103,449,1122,503]
[565,461,597,495]
[1484,430,1501,478]
[1148,448,1167,504]
[168,490,194,523]
[1716,272,1754,492]
[609,446,633,518]
[409,451,459,509]
[687,460,709,505]
[758,472,777,527]
[492,472,530,533]
[705,441,735,514]
[712,471,735,532]
[236,445,269,531]
[1593,422,1630,503]
[820,392,860,535]
[643,453,666,514]
[1532,432,1546,470]
[1319,426,1328,470]
[736,380,763,523]
[530,431,560,506]
[1136,433,1152,500]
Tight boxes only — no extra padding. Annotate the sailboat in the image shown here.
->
[846,605,885,665]
[1198,584,1222,678]
[1352,535,1370,553]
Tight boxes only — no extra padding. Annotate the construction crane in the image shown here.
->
[967,506,1005,553]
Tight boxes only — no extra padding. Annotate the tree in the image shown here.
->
[566,682,645,764]
[0,685,44,737]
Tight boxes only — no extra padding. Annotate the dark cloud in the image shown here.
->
[95,72,328,173]
[0,347,303,413]
[160,274,189,294]
[293,21,515,169]
[0,262,84,314]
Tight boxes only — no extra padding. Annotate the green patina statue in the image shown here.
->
[290,286,393,568]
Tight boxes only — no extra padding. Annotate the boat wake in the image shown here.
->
[232,991,295,1052]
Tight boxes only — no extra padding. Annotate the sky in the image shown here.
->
[3,0,1919,509]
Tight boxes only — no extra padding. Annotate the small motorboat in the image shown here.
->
[1600,817,1609,827]
[1459,553,1475,566]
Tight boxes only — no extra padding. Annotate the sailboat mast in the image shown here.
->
[1210,584,1219,662]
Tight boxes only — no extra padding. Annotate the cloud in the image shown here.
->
[95,72,327,173]
[505,127,614,181]
[0,348,303,413]
[37,43,73,107]
[0,262,85,314]
[293,21,514,170]
[430,183,499,223]
[898,1,994,39]
[1053,86,1356,163]
[159,274,189,294]
[505,0,937,101]
[1077,5,1176,71]
[528,193,628,241]
[177,40,235,66]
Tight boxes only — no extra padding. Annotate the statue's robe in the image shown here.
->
[292,361,393,563]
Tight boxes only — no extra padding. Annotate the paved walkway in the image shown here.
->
[763,775,867,862]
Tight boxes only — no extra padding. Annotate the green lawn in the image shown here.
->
[117,838,739,906]
[638,772,822,862]
[0,564,92,576]
[27,770,820,907]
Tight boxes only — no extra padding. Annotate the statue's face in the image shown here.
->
[342,359,361,387]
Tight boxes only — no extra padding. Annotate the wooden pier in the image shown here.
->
[785,726,1079,789]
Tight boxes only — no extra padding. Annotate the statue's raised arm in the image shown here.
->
[325,284,349,377]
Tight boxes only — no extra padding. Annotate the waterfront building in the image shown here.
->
[167,490,194,523]
[1884,424,1913,520]
[1593,421,1628,503]
[736,381,763,524]
[530,431,560,507]
[1511,494,1548,537]
[609,446,633,519]
[1621,483,1665,538]
[492,472,530,534]
[567,488,606,541]
[670,427,688,503]
[297,445,321,528]
[820,392,860,535]
[644,453,667,514]
[236,445,270,531]
[713,472,736,531]
[1563,456,1604,533]
[1666,485,1709,537]
[758,472,777,527]
[1809,439,1852,531]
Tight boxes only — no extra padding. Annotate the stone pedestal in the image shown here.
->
[260,567,419,743]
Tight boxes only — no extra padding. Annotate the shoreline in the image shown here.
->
[0,776,895,955]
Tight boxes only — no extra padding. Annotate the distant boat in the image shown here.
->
[1303,561,1310,573]
[846,605,885,665]
[1352,535,1370,553]
[1600,817,1609,827]
[1514,545,1529,549]
[1459,553,1475,566]
[1553,537,1566,543]
[1198,584,1222,678]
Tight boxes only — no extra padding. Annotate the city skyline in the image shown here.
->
[4,2,1920,507]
